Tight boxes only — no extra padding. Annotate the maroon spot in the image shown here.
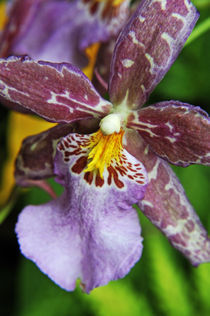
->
[65,148,82,156]
[128,175,134,180]
[115,166,126,176]
[84,171,93,185]
[71,156,87,174]
[95,174,104,187]
[90,1,99,15]
[127,166,136,172]
[64,140,70,148]
[136,180,144,184]
[107,166,124,188]
[58,143,64,150]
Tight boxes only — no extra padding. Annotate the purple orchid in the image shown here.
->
[0,0,210,293]
[0,0,129,66]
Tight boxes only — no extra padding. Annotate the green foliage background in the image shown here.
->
[0,0,210,315]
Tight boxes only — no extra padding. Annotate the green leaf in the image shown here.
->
[185,18,210,47]
[145,232,195,316]
[193,264,210,314]
[85,280,153,316]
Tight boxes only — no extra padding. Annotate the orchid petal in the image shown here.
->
[0,0,129,66]
[16,187,142,293]
[0,56,112,122]
[127,101,210,166]
[15,123,76,186]
[15,130,148,292]
[125,130,210,265]
[109,0,199,109]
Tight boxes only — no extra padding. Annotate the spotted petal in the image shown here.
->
[109,0,199,109]
[127,101,210,166]
[0,56,112,122]
[125,130,210,265]
[15,131,148,293]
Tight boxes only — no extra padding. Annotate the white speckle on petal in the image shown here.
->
[122,59,134,68]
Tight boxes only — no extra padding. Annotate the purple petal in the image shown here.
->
[127,101,210,166]
[125,130,210,266]
[15,131,148,292]
[0,0,129,67]
[109,0,199,109]
[0,56,112,122]
[0,0,41,57]
[15,123,76,186]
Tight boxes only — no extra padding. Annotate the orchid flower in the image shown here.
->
[0,0,129,205]
[0,0,210,293]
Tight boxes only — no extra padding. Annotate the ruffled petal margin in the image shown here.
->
[15,131,149,292]
[125,130,210,266]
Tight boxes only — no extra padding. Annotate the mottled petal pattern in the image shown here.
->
[109,0,199,108]
[127,101,210,166]
[15,123,76,186]
[125,130,210,265]
[0,56,112,122]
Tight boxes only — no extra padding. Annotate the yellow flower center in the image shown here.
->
[84,129,124,178]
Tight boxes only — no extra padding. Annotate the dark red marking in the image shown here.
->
[107,165,124,188]
[90,1,99,15]
[64,148,82,157]
[128,175,134,180]
[115,166,126,176]
[84,171,94,185]
[95,173,105,187]
[71,156,87,174]
[58,143,64,150]
[136,180,144,184]
[64,140,70,148]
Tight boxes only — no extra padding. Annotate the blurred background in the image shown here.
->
[0,0,210,315]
